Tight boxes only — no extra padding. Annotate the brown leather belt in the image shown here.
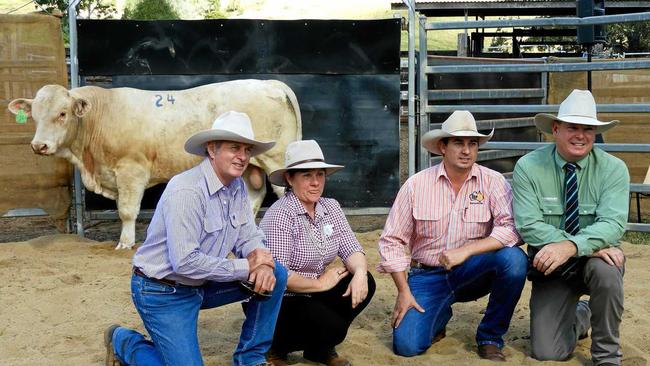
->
[410,259,440,270]
[133,267,198,288]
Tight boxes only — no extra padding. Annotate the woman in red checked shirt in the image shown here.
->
[259,140,375,366]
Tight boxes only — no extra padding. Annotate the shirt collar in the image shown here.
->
[553,147,590,171]
[436,162,479,182]
[200,158,241,196]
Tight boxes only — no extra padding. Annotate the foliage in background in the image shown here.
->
[33,0,117,44]
[488,20,650,56]
[623,231,650,245]
[34,0,116,18]
[123,0,180,20]
[204,0,242,19]
[607,21,650,54]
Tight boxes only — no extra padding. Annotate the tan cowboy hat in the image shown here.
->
[268,140,344,187]
[534,89,619,134]
[184,111,275,157]
[421,110,494,155]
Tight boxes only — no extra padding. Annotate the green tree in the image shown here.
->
[35,0,117,18]
[122,0,180,20]
[607,22,650,54]
[34,0,117,44]
[203,0,242,19]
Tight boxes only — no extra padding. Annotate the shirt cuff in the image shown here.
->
[376,257,411,273]
[569,236,593,257]
[489,228,520,247]
[232,258,250,281]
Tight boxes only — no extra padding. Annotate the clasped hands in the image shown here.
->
[245,248,276,294]
[319,266,369,308]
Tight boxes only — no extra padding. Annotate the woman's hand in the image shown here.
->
[318,266,348,291]
[343,271,368,308]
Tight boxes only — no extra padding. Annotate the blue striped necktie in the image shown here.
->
[564,162,580,235]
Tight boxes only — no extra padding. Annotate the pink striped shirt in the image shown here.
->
[377,163,521,273]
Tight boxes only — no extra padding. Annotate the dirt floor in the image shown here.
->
[0,218,649,366]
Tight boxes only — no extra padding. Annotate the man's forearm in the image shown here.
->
[462,236,504,257]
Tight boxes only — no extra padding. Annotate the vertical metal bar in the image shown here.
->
[405,0,416,177]
[69,0,84,237]
[637,193,642,223]
[540,58,549,142]
[587,45,592,90]
[418,15,429,171]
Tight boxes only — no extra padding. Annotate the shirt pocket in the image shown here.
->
[413,206,445,242]
[462,205,492,240]
[541,203,564,217]
[578,203,597,227]
[204,214,223,233]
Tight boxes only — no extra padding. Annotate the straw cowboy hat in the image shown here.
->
[184,111,275,157]
[421,110,494,155]
[268,140,344,187]
[535,89,619,134]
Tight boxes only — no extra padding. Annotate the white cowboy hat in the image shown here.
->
[534,89,619,134]
[268,140,344,187]
[184,111,275,157]
[421,110,494,155]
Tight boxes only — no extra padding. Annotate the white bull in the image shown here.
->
[8,80,302,249]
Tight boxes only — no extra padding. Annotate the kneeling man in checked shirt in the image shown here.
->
[378,110,527,361]
[513,90,629,365]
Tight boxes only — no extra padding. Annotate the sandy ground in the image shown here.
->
[1,227,649,366]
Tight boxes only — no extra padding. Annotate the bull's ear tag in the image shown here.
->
[15,109,28,124]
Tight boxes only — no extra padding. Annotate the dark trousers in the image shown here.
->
[271,272,376,356]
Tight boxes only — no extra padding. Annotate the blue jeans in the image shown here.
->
[393,247,527,356]
[113,262,287,366]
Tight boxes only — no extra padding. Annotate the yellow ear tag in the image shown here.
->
[16,109,28,124]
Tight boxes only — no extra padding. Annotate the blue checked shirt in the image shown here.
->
[133,158,267,286]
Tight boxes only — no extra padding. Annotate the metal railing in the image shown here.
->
[403,1,650,232]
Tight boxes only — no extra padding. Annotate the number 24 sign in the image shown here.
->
[154,94,176,107]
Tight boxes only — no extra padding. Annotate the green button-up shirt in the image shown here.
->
[512,144,630,256]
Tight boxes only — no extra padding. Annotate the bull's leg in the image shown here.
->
[114,163,150,250]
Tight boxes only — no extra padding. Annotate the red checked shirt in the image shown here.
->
[377,163,521,273]
[260,191,364,279]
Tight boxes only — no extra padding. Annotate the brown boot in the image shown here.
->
[304,348,351,366]
[266,348,288,366]
[477,344,506,362]
[104,324,123,366]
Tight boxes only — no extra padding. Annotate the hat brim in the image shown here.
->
[268,162,344,187]
[184,129,275,157]
[534,114,619,134]
[421,129,494,155]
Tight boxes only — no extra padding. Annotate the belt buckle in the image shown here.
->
[411,260,424,269]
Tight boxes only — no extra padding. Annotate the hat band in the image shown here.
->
[286,158,325,168]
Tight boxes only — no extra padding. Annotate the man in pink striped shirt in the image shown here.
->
[378,110,528,361]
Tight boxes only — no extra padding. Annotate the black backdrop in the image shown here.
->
[77,18,401,209]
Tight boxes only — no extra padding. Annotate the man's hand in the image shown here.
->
[342,271,368,308]
[318,266,348,292]
[248,264,276,294]
[591,246,625,267]
[439,246,471,270]
[246,248,275,273]
[391,289,424,329]
[532,241,577,275]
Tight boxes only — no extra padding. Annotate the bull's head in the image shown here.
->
[8,85,91,155]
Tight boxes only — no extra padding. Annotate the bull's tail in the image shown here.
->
[270,80,302,141]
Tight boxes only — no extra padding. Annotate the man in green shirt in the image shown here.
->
[513,89,629,366]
